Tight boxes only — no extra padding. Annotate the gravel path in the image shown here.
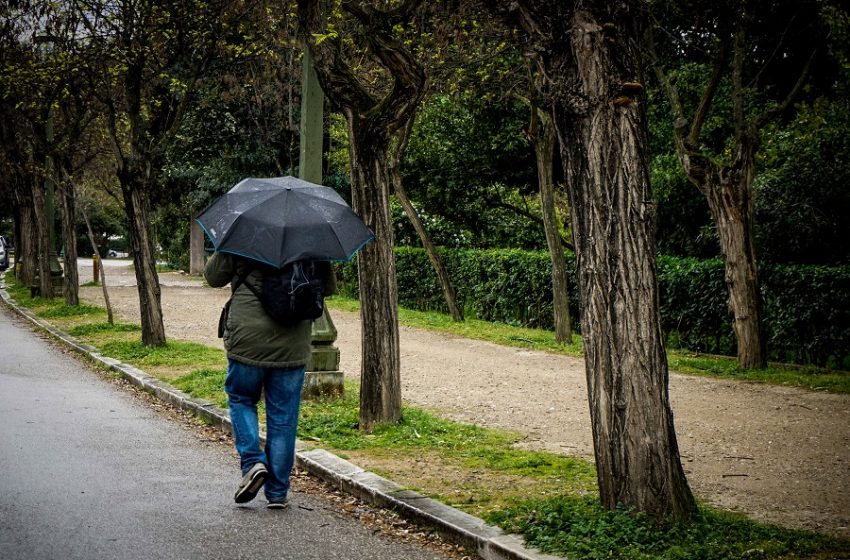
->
[77,262,850,538]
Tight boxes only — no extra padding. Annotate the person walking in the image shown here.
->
[204,252,335,509]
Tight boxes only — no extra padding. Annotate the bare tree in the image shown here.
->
[528,103,572,343]
[648,0,822,369]
[71,0,252,345]
[298,0,428,429]
[487,0,696,520]
[390,119,464,322]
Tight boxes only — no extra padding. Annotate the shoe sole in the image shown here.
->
[267,502,289,510]
[234,468,268,504]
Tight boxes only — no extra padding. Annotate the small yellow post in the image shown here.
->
[92,254,100,284]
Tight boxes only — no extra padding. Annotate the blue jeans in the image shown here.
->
[224,359,305,502]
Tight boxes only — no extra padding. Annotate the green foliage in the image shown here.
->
[669,353,850,392]
[755,98,850,265]
[340,246,579,330]
[657,257,732,355]
[154,202,191,271]
[339,248,850,368]
[401,93,542,249]
[38,303,103,319]
[761,263,850,369]
[488,497,848,559]
[659,256,850,368]
[397,246,579,330]
[649,151,718,259]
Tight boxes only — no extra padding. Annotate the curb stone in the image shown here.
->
[0,275,564,560]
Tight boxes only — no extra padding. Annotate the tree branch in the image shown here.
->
[752,47,817,129]
[646,26,688,150]
[488,196,575,251]
[297,0,377,114]
[732,18,746,145]
[688,40,726,148]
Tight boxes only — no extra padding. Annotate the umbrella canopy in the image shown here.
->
[196,176,374,268]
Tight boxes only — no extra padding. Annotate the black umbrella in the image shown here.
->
[196,176,374,268]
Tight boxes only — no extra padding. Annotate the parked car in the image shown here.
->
[0,236,9,270]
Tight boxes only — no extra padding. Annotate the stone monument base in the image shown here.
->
[303,370,344,399]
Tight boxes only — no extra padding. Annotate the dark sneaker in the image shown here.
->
[267,498,289,510]
[234,463,268,504]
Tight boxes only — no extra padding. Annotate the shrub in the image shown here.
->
[336,248,850,368]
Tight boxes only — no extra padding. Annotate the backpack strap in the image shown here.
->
[232,259,264,301]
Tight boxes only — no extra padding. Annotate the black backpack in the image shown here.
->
[241,260,326,326]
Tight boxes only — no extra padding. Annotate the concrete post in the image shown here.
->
[189,215,205,275]
[300,46,344,398]
[299,47,324,186]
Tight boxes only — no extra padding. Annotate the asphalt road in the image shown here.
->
[0,308,450,560]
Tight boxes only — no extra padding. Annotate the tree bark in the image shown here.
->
[31,175,54,298]
[681,145,766,369]
[647,5,815,370]
[59,181,79,306]
[189,214,205,275]
[81,203,113,325]
[493,0,696,521]
[713,171,765,368]
[119,167,166,346]
[14,183,38,286]
[530,106,571,343]
[348,124,402,428]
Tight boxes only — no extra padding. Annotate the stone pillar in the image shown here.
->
[189,215,205,275]
[304,311,344,398]
[299,47,324,185]
[300,45,344,399]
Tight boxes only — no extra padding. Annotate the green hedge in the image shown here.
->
[336,248,850,369]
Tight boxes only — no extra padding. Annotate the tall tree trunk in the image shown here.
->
[699,146,766,369]
[559,7,693,521]
[298,0,428,430]
[390,121,464,322]
[31,176,54,298]
[648,8,814,370]
[494,0,696,521]
[531,107,571,343]
[81,204,113,325]
[348,123,402,428]
[189,214,205,275]
[59,182,79,306]
[14,185,38,286]
[655,79,768,370]
[120,168,166,346]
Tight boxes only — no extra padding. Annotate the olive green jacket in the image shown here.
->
[204,252,336,368]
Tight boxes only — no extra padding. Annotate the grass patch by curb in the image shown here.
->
[171,367,228,409]
[95,339,224,379]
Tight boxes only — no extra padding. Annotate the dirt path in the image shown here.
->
[77,262,850,538]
